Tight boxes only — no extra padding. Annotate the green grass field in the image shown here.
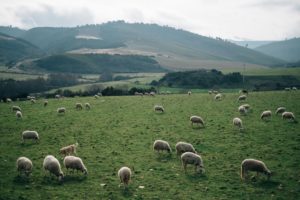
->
[0,91,300,199]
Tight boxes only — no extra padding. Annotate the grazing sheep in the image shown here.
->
[190,115,205,127]
[30,99,36,104]
[153,140,172,153]
[175,142,196,155]
[16,157,33,176]
[181,152,204,173]
[64,156,87,175]
[118,166,132,188]
[285,87,291,91]
[261,110,272,120]
[154,105,164,113]
[238,105,247,115]
[188,91,192,96]
[76,103,83,110]
[43,155,64,181]
[6,98,12,103]
[292,86,297,90]
[208,90,212,94]
[57,107,66,114]
[275,107,286,115]
[239,89,248,95]
[214,93,222,100]
[282,112,295,121]
[241,104,250,111]
[238,95,247,101]
[16,111,23,119]
[241,159,271,180]
[44,100,48,107]
[60,143,78,156]
[12,106,21,112]
[150,91,156,97]
[233,117,243,130]
[94,95,99,99]
[212,90,219,94]
[85,103,91,110]
[134,92,143,96]
[55,94,61,99]
[22,130,39,142]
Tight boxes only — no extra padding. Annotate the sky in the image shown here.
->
[0,0,299,41]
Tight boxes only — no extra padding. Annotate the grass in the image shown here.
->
[0,91,300,199]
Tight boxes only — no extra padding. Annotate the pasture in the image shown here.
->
[0,91,299,199]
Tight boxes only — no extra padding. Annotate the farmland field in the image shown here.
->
[0,91,299,199]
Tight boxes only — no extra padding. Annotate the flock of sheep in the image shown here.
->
[4,88,298,191]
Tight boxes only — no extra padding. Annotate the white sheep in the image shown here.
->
[150,92,156,97]
[238,105,247,115]
[275,107,286,115]
[134,92,143,96]
[261,110,272,120]
[76,103,83,110]
[94,95,99,99]
[208,90,212,94]
[118,166,132,188]
[22,130,39,142]
[241,104,250,111]
[12,106,21,112]
[55,94,61,99]
[6,98,12,103]
[85,103,91,110]
[16,111,23,119]
[181,152,204,173]
[175,142,196,155]
[292,86,297,90]
[154,105,164,113]
[238,95,247,101]
[43,155,64,181]
[44,100,48,107]
[16,157,33,176]
[64,156,87,175]
[153,140,172,153]
[190,115,205,127]
[241,159,271,180]
[282,112,296,121]
[30,99,36,104]
[57,107,66,114]
[60,143,78,156]
[188,91,192,96]
[285,87,291,91]
[233,117,243,130]
[214,93,222,100]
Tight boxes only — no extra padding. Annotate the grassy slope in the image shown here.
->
[0,91,299,199]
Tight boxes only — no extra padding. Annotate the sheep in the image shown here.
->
[292,86,297,90]
[175,142,196,156]
[214,93,222,100]
[241,104,250,112]
[282,112,296,121]
[76,103,83,110]
[94,95,99,99]
[44,100,48,107]
[239,89,248,95]
[188,91,192,96]
[16,157,33,176]
[238,105,247,115]
[212,90,219,94]
[181,152,204,174]
[190,115,205,127]
[208,90,212,94]
[6,98,12,103]
[12,106,21,112]
[275,107,286,115]
[55,94,61,99]
[285,87,291,91]
[43,155,64,181]
[134,92,143,96]
[60,143,78,156]
[22,130,39,142]
[150,91,156,97]
[85,103,91,110]
[154,105,164,113]
[238,95,247,101]
[63,156,87,175]
[16,111,23,119]
[261,110,272,120]
[153,140,172,153]
[240,159,271,180]
[118,166,132,188]
[30,99,36,104]
[233,117,243,130]
[57,107,66,114]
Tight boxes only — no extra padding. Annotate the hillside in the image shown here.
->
[0,92,299,199]
[230,40,274,49]
[0,33,43,66]
[31,53,165,73]
[0,22,284,71]
[255,38,300,62]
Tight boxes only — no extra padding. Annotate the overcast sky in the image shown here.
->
[0,0,299,40]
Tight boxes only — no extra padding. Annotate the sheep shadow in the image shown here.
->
[20,142,39,147]
[120,187,134,198]
[41,176,63,186]
[62,175,87,184]
[247,179,280,189]
[191,125,205,130]
[13,175,31,185]
[184,172,208,182]
[154,153,173,162]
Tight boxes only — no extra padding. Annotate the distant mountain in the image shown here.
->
[0,26,26,38]
[0,22,285,71]
[230,40,274,49]
[29,53,165,73]
[255,38,300,62]
[0,33,43,66]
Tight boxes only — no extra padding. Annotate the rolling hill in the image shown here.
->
[0,22,284,71]
[255,38,300,63]
[0,33,43,66]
